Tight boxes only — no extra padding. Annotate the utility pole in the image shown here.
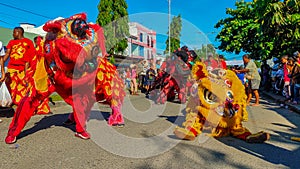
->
[168,0,171,57]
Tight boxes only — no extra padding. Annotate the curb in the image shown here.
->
[261,91,300,114]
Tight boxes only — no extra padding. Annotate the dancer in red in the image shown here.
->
[2,27,35,106]
[5,13,125,144]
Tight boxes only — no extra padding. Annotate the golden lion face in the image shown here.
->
[191,62,248,126]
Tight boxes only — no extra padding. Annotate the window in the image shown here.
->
[139,33,143,42]
[139,46,144,57]
[147,36,150,46]
[151,39,154,48]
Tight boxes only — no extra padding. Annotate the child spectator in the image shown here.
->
[130,64,138,95]
[125,67,131,90]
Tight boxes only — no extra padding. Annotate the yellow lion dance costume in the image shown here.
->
[174,62,270,143]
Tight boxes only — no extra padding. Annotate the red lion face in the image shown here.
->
[43,13,107,80]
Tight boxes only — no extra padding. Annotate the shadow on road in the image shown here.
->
[219,95,300,168]
[18,110,112,141]
[218,136,300,168]
[0,107,15,118]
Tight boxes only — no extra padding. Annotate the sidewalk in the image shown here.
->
[261,90,300,114]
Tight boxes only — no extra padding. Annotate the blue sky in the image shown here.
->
[0,0,242,60]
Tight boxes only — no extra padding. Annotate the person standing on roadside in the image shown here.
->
[289,56,300,104]
[234,54,261,106]
[281,55,291,101]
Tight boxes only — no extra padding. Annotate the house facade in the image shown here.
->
[127,22,156,60]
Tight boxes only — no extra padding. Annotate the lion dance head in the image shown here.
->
[174,61,250,141]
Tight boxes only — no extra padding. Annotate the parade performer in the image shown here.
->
[150,46,196,104]
[33,36,52,115]
[5,13,125,144]
[2,27,36,106]
[1,29,52,115]
[174,61,270,143]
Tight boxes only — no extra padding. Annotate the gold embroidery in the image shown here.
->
[10,42,26,60]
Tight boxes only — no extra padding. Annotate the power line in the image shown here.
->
[0,12,29,21]
[0,19,14,26]
[0,2,51,19]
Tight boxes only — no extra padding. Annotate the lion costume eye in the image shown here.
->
[204,88,218,104]
[226,90,234,100]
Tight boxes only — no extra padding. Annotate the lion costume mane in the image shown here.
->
[174,61,270,143]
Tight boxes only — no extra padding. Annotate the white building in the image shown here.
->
[126,22,157,60]
[20,17,64,36]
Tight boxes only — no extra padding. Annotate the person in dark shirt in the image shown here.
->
[144,64,156,95]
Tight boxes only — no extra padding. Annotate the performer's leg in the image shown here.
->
[174,112,202,140]
[36,97,51,115]
[174,96,202,140]
[5,94,41,144]
[72,94,94,139]
[231,124,270,143]
[178,84,187,103]
[108,102,124,126]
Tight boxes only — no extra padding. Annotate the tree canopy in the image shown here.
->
[193,44,217,61]
[215,0,300,60]
[165,14,182,55]
[96,0,129,55]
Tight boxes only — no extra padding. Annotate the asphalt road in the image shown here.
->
[0,93,300,169]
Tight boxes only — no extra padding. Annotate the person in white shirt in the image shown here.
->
[0,41,5,82]
[0,41,6,123]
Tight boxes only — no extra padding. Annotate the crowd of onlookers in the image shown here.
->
[119,50,300,107]
[259,51,300,105]
[119,58,160,96]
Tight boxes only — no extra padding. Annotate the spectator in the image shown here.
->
[125,67,131,89]
[130,64,138,95]
[119,67,126,85]
[156,59,161,71]
[271,57,280,81]
[136,59,147,91]
[144,64,156,96]
[2,27,36,105]
[218,54,227,69]
[234,65,246,85]
[260,60,271,91]
[281,55,291,101]
[293,51,300,64]
[0,41,5,123]
[0,41,5,82]
[204,53,218,70]
[289,56,300,104]
[235,54,261,106]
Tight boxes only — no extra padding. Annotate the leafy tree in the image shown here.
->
[215,1,262,59]
[194,44,217,61]
[215,0,300,60]
[96,0,129,55]
[165,14,182,55]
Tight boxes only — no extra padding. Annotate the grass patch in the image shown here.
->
[50,93,63,101]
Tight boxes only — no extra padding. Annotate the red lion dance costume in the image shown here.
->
[150,46,196,104]
[5,13,125,144]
